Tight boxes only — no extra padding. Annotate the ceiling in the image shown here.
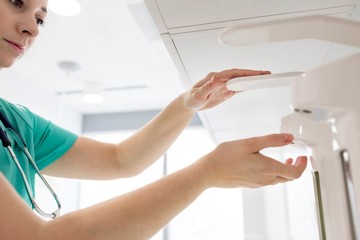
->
[0,0,183,115]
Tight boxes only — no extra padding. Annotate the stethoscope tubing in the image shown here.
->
[0,111,61,219]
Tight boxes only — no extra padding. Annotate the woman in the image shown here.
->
[0,0,307,239]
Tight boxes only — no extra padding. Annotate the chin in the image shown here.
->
[0,59,16,69]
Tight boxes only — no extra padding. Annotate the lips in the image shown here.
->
[4,39,25,54]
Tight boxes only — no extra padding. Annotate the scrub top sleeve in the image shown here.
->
[32,114,78,170]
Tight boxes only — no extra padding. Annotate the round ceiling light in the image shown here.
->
[48,0,81,17]
[83,81,105,104]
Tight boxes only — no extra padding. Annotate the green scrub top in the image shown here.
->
[0,98,78,207]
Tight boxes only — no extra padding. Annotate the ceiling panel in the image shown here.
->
[150,0,352,30]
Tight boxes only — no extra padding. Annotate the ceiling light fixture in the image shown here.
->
[57,60,80,121]
[83,81,104,104]
[48,0,82,17]
[58,61,81,76]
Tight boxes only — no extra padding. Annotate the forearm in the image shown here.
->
[117,93,195,176]
[42,95,194,180]
[2,133,308,240]
[39,161,209,240]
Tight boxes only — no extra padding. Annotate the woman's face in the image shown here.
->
[0,0,47,68]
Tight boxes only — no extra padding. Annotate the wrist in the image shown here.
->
[189,155,217,190]
[172,92,197,116]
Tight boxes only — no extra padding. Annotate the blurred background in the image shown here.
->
[1,0,359,239]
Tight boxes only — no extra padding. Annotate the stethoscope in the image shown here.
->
[0,111,61,219]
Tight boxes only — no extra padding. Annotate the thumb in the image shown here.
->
[245,133,294,152]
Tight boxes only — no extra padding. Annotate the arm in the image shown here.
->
[0,173,44,240]
[43,69,271,179]
[1,134,307,240]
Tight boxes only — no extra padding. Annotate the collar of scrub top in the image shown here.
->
[0,111,61,219]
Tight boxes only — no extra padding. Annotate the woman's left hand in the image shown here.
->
[183,68,271,111]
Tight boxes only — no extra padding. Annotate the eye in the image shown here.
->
[10,0,24,8]
[36,18,45,27]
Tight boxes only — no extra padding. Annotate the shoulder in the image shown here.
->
[0,97,35,127]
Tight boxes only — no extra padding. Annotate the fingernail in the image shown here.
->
[283,134,293,142]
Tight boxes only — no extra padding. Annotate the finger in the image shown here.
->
[273,156,308,180]
[193,70,225,88]
[216,68,271,82]
[294,155,308,168]
[193,73,215,88]
[194,69,271,88]
[245,133,294,152]
[284,158,294,165]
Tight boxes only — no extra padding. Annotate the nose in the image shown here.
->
[17,16,40,38]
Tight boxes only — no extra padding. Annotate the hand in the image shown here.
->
[183,68,271,111]
[197,133,308,188]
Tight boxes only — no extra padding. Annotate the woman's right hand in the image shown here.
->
[196,133,308,188]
